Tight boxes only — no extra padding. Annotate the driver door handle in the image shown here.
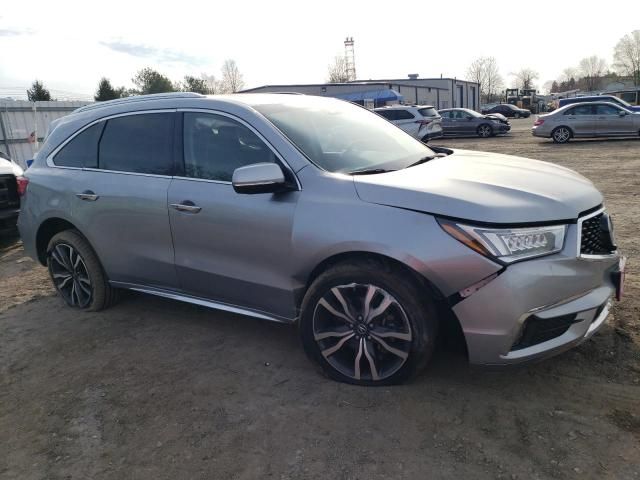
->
[170,201,202,214]
[76,190,99,201]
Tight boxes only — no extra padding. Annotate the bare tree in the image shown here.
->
[220,60,245,93]
[201,73,218,94]
[511,68,539,90]
[613,30,640,86]
[327,56,350,83]
[467,56,504,104]
[579,56,607,91]
[559,67,579,83]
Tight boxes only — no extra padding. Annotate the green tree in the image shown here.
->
[131,68,176,95]
[26,80,52,101]
[94,77,127,101]
[181,75,211,94]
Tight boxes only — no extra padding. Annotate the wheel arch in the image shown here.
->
[35,217,82,265]
[551,125,574,138]
[298,250,467,355]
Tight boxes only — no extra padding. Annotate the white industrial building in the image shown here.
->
[241,75,480,110]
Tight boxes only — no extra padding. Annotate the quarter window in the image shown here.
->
[183,113,277,182]
[98,113,173,175]
[53,123,104,168]
[394,110,415,120]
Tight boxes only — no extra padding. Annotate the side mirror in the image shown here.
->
[232,163,290,194]
[619,110,628,116]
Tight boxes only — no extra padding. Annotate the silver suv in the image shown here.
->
[18,93,625,385]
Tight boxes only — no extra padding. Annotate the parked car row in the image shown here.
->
[373,105,514,141]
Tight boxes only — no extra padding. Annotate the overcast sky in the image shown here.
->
[1,0,638,99]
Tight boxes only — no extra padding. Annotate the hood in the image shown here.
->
[353,149,602,224]
[0,157,23,177]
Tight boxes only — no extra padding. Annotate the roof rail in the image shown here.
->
[74,92,206,113]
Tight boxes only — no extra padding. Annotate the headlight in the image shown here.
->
[439,220,566,263]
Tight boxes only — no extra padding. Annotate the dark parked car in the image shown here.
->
[482,104,531,118]
[438,108,510,137]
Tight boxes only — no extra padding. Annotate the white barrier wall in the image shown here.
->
[0,100,92,168]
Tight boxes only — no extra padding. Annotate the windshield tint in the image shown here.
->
[253,97,433,173]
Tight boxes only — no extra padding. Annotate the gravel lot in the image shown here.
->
[1,117,639,480]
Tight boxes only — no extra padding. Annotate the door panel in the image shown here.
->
[563,105,595,136]
[55,111,178,289]
[168,111,300,319]
[594,105,635,135]
[168,180,299,318]
[73,171,177,288]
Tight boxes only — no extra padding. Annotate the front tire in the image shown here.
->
[47,230,118,311]
[551,126,572,144]
[299,259,438,385]
[477,124,493,138]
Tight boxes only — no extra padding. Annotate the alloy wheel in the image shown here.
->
[48,243,92,308]
[553,128,570,143]
[478,125,492,137]
[312,283,412,381]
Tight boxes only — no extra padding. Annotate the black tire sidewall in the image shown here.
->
[299,261,437,386]
[46,230,111,311]
[552,127,570,143]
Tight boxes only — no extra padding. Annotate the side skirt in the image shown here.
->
[109,281,296,324]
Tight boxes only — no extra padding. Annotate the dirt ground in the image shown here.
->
[1,118,639,480]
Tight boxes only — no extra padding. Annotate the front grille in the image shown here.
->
[580,212,616,256]
[0,175,19,209]
[512,313,578,350]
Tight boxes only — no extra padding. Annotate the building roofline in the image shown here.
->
[240,82,392,93]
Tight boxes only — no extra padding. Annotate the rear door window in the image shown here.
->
[394,110,415,120]
[98,113,174,175]
[53,123,104,168]
[418,107,438,117]
[566,105,593,115]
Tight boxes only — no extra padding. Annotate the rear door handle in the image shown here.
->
[76,190,99,201]
[170,202,202,213]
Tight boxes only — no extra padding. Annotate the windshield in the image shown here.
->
[462,108,482,118]
[606,96,632,107]
[252,97,433,174]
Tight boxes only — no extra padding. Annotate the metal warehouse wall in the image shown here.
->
[0,100,92,168]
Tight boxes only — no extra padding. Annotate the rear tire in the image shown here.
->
[299,259,438,385]
[551,126,572,144]
[47,230,119,311]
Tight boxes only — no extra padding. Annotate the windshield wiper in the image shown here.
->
[405,152,447,169]
[405,155,436,168]
[349,168,395,175]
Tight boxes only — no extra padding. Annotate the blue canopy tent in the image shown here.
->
[333,89,403,107]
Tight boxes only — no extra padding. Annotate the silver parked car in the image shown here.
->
[532,101,640,143]
[18,93,625,385]
[439,108,511,137]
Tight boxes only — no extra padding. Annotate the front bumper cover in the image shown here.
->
[452,222,621,365]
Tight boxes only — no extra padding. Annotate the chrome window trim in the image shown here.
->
[576,206,618,260]
[176,108,301,190]
[46,109,177,169]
